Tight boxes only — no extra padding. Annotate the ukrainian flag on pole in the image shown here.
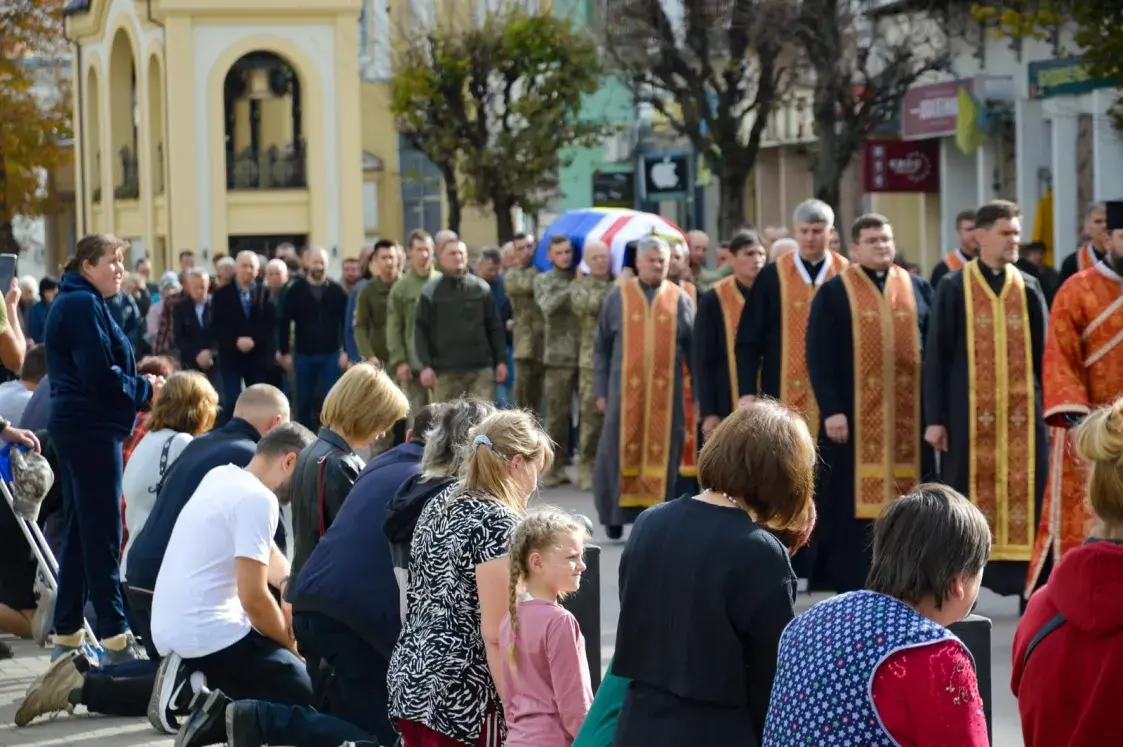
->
[955,78,989,154]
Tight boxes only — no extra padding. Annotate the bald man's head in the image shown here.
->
[434,230,459,254]
[687,230,710,265]
[233,384,291,435]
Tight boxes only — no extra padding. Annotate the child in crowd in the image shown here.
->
[763,484,991,746]
[499,507,594,747]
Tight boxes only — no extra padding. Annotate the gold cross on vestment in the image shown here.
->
[1011,410,1027,427]
[977,313,992,327]
[862,309,879,320]
[794,300,806,310]
[1008,314,1023,329]
[978,411,996,427]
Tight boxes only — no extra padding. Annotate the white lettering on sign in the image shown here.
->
[918,96,957,119]
[887,151,932,182]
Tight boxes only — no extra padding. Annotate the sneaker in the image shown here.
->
[225,701,264,747]
[175,689,230,747]
[148,652,191,734]
[99,631,145,666]
[31,569,55,647]
[50,631,85,662]
[13,649,87,726]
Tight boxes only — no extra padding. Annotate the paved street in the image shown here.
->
[1,475,1026,746]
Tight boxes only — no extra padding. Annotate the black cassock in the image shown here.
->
[805,267,935,592]
[922,264,1049,597]
[694,280,753,420]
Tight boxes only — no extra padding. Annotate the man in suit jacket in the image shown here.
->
[210,251,276,421]
[172,268,217,382]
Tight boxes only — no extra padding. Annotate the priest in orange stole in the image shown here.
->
[1027,200,1123,594]
[695,231,767,432]
[805,214,933,592]
[592,237,694,536]
[923,200,1049,599]
[736,199,849,440]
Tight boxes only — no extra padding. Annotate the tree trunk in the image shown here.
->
[494,197,516,246]
[811,119,844,219]
[717,163,748,240]
[442,166,462,235]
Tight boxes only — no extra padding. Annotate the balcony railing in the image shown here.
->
[227,142,307,190]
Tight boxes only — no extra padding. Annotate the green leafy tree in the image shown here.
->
[0,0,72,255]
[392,9,610,240]
[604,0,794,237]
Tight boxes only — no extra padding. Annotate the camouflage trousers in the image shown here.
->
[578,367,602,487]
[433,368,495,405]
[543,367,577,476]
[515,357,545,416]
[400,376,430,430]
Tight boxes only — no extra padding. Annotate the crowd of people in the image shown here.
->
[0,191,1118,747]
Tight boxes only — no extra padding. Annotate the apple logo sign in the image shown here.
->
[650,158,681,190]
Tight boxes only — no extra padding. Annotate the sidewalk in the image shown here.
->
[0,637,173,747]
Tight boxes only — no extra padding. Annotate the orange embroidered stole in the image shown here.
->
[840,266,922,518]
[945,250,966,272]
[679,282,698,477]
[964,261,1036,561]
[619,279,682,508]
[1027,267,1123,592]
[1078,242,1098,272]
[713,275,746,408]
[776,251,848,439]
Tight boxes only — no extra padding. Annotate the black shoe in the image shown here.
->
[148,652,192,734]
[226,700,265,747]
[0,639,12,660]
[174,689,230,747]
[606,524,623,540]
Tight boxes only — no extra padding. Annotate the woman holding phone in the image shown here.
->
[44,233,164,665]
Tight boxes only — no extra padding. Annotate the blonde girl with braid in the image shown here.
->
[497,506,593,747]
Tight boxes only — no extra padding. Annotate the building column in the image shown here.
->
[939,137,975,254]
[71,52,86,239]
[1092,89,1123,201]
[1051,114,1079,269]
[163,16,197,263]
[1015,98,1049,226]
[335,13,364,256]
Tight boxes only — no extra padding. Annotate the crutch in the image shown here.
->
[0,477,99,648]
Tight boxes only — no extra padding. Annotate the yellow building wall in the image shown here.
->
[360,81,403,245]
[868,192,943,274]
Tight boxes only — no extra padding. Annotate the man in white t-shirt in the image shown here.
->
[149,421,315,747]
[0,343,45,425]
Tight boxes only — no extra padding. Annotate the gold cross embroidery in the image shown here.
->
[1010,410,1027,427]
[977,313,992,327]
[978,411,996,427]
[793,300,806,310]
[1008,314,1023,329]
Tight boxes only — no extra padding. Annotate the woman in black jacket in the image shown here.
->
[44,234,164,664]
[610,400,818,747]
[287,363,409,584]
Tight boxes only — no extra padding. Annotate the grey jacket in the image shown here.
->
[288,428,365,585]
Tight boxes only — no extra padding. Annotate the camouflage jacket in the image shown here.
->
[693,265,725,293]
[570,275,614,370]
[504,265,545,359]
[533,268,579,368]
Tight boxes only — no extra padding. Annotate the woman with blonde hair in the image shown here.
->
[288,362,410,583]
[610,399,816,747]
[120,371,219,596]
[1013,397,1123,746]
[389,408,553,747]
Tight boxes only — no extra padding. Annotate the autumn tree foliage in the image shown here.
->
[0,0,72,255]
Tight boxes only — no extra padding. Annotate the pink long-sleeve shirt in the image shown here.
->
[498,599,593,747]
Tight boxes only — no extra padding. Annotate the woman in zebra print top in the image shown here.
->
[388,409,553,746]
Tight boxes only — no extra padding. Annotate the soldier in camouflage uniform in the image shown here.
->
[687,229,723,291]
[386,230,440,427]
[533,235,580,487]
[504,233,545,415]
[570,240,614,491]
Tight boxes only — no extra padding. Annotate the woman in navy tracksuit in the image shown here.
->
[46,234,163,664]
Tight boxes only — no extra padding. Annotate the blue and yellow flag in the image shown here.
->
[956,82,989,154]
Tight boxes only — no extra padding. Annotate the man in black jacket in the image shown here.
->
[414,240,507,404]
[276,247,349,428]
[211,251,275,422]
[172,268,217,382]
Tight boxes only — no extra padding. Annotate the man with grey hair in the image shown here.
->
[593,236,694,538]
[735,198,849,443]
[173,267,216,379]
[212,250,275,422]
[1060,200,1108,283]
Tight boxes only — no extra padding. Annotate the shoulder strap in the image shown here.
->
[1023,612,1066,667]
[148,434,180,495]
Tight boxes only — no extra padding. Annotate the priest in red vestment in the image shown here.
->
[1027,200,1123,594]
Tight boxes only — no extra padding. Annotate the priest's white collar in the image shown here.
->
[1095,259,1123,283]
[794,251,832,286]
